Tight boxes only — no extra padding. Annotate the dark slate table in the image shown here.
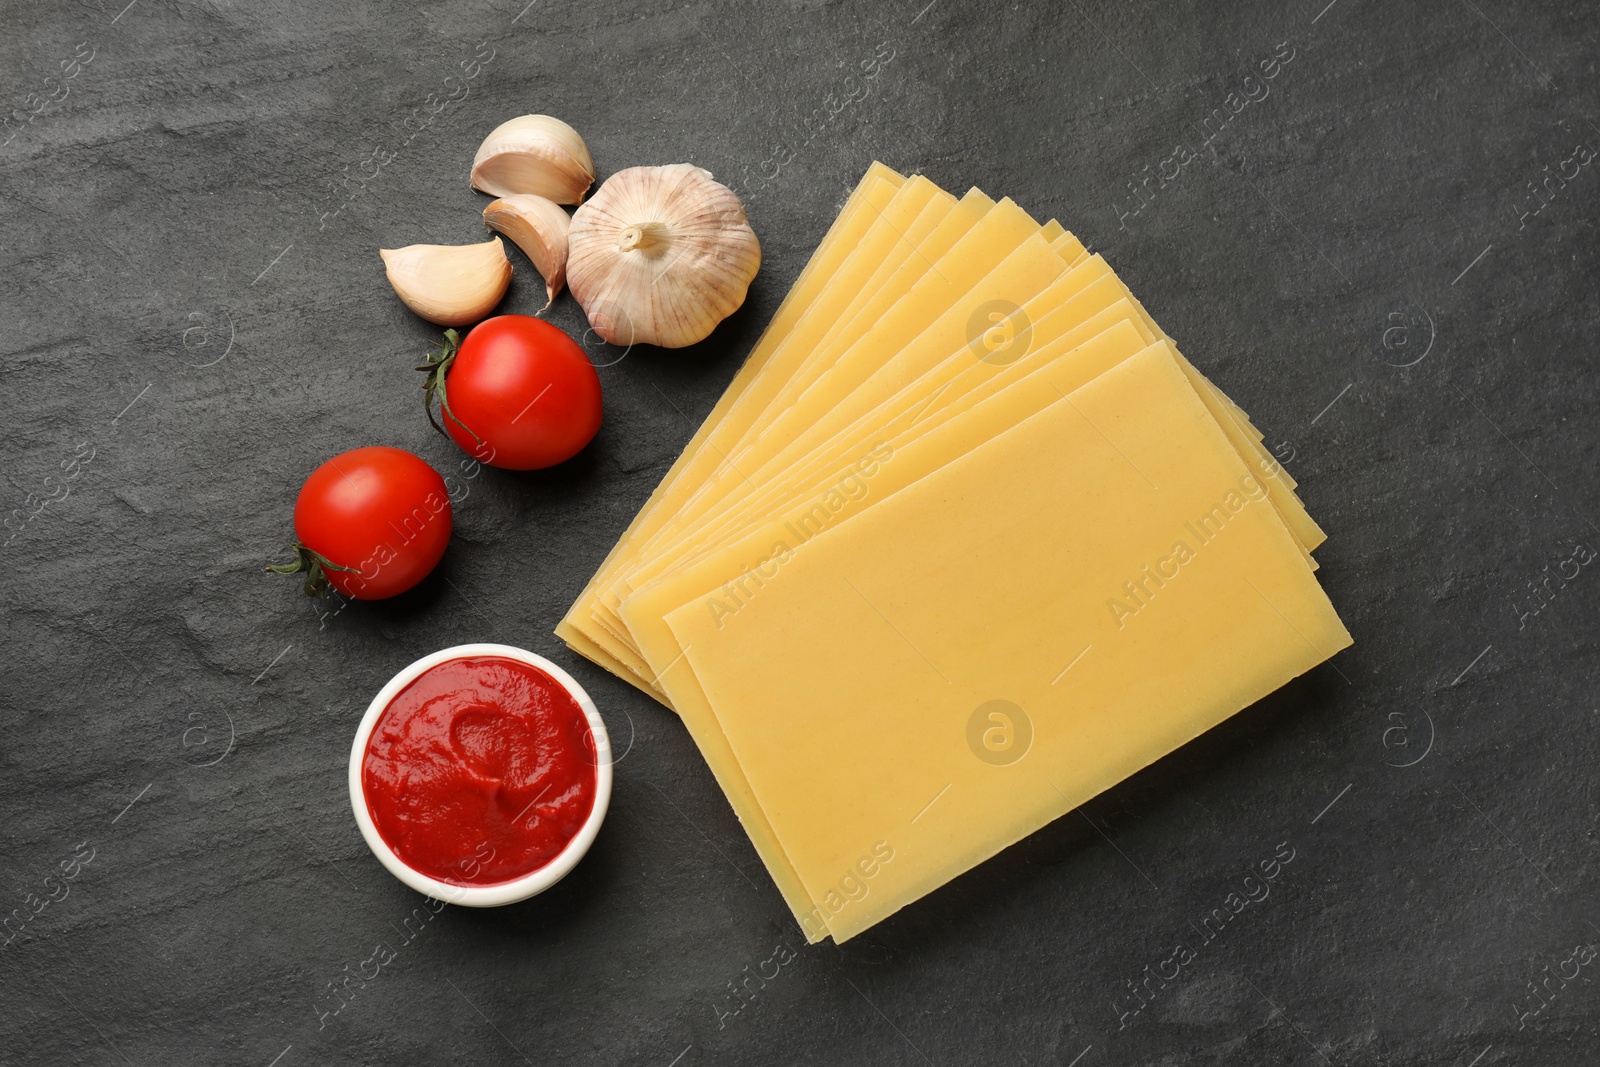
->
[3,0,1596,1063]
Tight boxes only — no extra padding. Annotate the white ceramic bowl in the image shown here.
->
[348,642,612,907]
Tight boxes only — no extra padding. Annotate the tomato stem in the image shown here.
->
[417,329,489,452]
[265,543,358,598]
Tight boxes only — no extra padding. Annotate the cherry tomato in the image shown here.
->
[273,446,452,600]
[437,315,602,470]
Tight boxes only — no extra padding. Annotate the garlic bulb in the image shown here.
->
[470,115,594,204]
[567,164,761,349]
[483,194,569,311]
[379,238,512,326]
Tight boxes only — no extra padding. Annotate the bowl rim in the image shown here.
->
[348,642,612,907]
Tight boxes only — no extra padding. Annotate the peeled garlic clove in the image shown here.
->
[379,238,512,327]
[470,115,594,204]
[483,194,569,311]
[567,164,761,349]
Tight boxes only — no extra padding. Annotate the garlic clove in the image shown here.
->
[379,238,512,327]
[566,164,761,349]
[470,115,595,204]
[482,194,570,311]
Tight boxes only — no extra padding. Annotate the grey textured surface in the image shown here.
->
[2,0,1597,1064]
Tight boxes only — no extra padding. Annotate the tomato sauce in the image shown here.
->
[361,656,597,886]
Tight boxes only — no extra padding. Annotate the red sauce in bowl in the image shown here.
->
[361,655,598,886]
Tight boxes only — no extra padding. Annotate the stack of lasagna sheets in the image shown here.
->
[558,162,1351,943]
